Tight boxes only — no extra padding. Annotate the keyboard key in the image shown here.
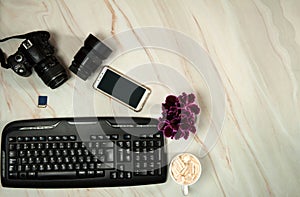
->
[95,170,105,177]
[90,135,97,140]
[30,143,36,149]
[9,158,17,165]
[86,156,91,163]
[48,150,54,156]
[49,157,56,164]
[24,137,31,142]
[101,141,114,148]
[9,144,15,150]
[52,143,58,149]
[123,134,131,140]
[154,133,162,138]
[105,149,114,162]
[125,141,131,148]
[61,164,67,171]
[156,163,162,175]
[118,172,124,179]
[140,134,147,139]
[148,170,155,176]
[110,172,117,179]
[16,144,21,150]
[21,158,28,164]
[28,172,36,178]
[17,137,24,142]
[38,164,45,171]
[97,135,104,140]
[46,164,52,171]
[35,158,41,164]
[148,134,154,139]
[110,134,119,140]
[134,170,147,176]
[66,142,72,149]
[87,170,94,177]
[32,136,38,141]
[117,141,124,148]
[9,165,15,172]
[118,149,124,162]
[37,143,44,149]
[69,135,76,141]
[117,164,125,171]
[39,136,46,141]
[48,136,54,141]
[23,144,29,150]
[19,150,25,157]
[82,163,88,170]
[74,164,80,170]
[78,171,86,177]
[37,171,77,179]
[88,163,95,170]
[148,141,154,147]
[32,164,37,171]
[155,141,162,147]
[8,137,16,142]
[59,143,64,149]
[133,141,140,148]
[125,155,131,162]
[125,172,132,179]
[62,136,68,141]
[8,172,17,178]
[19,172,27,179]
[55,136,61,141]
[9,151,17,157]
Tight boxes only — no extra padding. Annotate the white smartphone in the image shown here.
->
[93,66,151,112]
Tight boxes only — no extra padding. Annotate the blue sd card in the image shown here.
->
[38,96,48,108]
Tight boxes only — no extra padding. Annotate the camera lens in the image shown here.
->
[34,57,69,89]
[69,34,112,81]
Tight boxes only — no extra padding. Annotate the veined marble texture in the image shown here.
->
[0,0,300,196]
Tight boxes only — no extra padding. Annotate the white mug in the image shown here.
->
[169,153,202,196]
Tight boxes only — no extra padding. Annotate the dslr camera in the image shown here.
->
[1,31,68,89]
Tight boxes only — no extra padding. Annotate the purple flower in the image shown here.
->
[158,92,201,140]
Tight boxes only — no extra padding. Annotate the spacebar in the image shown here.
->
[37,171,77,179]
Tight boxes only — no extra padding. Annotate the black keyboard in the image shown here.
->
[1,117,168,188]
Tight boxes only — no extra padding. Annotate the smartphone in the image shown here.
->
[93,66,151,112]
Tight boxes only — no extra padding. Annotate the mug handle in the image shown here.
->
[182,185,189,196]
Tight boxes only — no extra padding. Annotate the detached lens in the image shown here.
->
[69,34,112,81]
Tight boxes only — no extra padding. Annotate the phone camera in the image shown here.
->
[69,34,112,80]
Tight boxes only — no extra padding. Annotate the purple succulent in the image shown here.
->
[158,92,201,140]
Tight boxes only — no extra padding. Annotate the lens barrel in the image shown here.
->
[69,34,112,80]
[34,57,69,89]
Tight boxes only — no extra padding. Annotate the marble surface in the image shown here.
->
[0,0,300,196]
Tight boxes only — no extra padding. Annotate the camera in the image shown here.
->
[4,31,68,89]
[69,34,112,80]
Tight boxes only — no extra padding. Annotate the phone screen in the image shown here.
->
[96,69,146,108]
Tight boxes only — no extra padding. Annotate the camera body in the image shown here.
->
[6,32,68,89]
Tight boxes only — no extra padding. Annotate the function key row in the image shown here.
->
[90,134,124,141]
[9,136,77,143]
[139,133,162,139]
[89,133,162,141]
